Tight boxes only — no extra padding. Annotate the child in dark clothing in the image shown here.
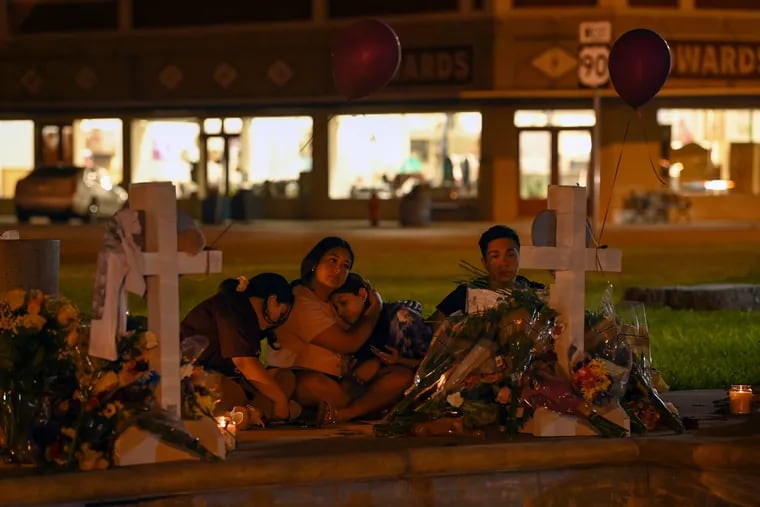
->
[330,273,433,385]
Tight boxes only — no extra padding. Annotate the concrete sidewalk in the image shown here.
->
[0,389,757,507]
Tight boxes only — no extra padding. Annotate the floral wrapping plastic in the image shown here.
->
[375,288,557,437]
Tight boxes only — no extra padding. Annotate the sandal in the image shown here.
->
[316,401,339,427]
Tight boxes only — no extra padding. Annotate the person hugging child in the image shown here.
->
[330,273,433,386]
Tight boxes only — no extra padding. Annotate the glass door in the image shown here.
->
[202,118,242,197]
[517,127,592,216]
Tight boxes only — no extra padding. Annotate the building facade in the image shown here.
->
[1,0,759,224]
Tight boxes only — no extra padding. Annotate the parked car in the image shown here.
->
[14,165,128,222]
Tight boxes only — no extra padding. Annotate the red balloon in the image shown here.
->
[332,19,401,100]
[608,28,671,109]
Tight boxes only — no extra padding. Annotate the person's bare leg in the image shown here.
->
[294,371,351,409]
[247,368,298,419]
[334,366,413,422]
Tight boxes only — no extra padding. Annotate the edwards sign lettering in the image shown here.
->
[391,46,473,86]
[670,41,760,79]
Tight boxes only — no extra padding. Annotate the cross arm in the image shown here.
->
[142,250,223,276]
[520,246,622,272]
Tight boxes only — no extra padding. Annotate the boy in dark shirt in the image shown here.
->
[430,225,545,326]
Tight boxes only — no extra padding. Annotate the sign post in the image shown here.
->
[578,21,611,235]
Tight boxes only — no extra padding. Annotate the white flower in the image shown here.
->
[56,304,79,326]
[140,331,159,350]
[180,363,194,379]
[446,392,464,408]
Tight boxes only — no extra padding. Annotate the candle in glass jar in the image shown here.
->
[729,385,753,415]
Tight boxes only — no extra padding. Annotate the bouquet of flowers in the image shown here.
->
[0,289,79,464]
[179,335,219,421]
[40,316,221,470]
[623,361,684,433]
[519,289,632,438]
[375,286,557,437]
[0,289,220,470]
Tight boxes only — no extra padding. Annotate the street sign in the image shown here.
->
[578,45,610,88]
[579,21,612,44]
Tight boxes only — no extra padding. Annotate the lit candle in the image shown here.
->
[729,385,753,415]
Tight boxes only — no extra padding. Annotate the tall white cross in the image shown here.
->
[520,185,622,376]
[129,182,223,419]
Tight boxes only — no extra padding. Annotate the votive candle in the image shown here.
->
[729,385,753,415]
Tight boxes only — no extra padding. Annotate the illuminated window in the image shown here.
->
[514,110,595,128]
[74,118,123,187]
[244,117,313,199]
[0,121,34,198]
[131,119,200,198]
[328,112,481,199]
[657,108,760,195]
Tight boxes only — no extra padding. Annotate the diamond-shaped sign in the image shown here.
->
[531,47,577,79]
[213,62,238,89]
[75,67,98,91]
[267,60,293,87]
[20,69,43,95]
[159,64,183,90]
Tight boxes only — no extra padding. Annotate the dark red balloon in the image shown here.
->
[608,28,671,109]
[332,19,401,100]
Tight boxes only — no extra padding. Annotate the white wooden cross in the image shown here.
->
[519,185,625,436]
[111,181,227,465]
[128,182,223,419]
[520,186,622,381]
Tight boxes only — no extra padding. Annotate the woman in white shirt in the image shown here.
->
[266,236,412,424]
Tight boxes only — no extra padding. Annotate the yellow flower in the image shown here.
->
[93,371,119,395]
[18,313,46,332]
[65,328,82,347]
[25,290,45,316]
[101,403,117,418]
[446,392,464,408]
[0,289,27,311]
[56,304,79,326]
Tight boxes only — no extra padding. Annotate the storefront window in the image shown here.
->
[658,108,760,195]
[243,117,313,199]
[328,112,481,199]
[0,121,34,198]
[74,118,123,187]
[131,119,200,198]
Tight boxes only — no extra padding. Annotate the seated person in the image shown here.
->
[330,273,433,386]
[265,237,404,425]
[429,225,545,326]
[180,272,298,426]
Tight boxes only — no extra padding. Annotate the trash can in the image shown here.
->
[398,184,431,227]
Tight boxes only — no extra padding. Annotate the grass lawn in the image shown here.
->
[60,239,760,391]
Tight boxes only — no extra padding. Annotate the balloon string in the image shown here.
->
[637,108,668,187]
[298,113,337,153]
[598,111,633,246]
